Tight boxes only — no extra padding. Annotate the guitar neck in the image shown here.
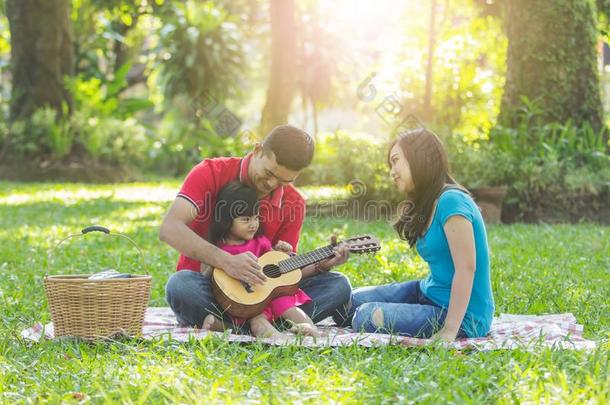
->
[278,245,336,273]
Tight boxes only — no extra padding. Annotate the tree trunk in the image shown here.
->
[423,0,437,120]
[260,0,297,136]
[499,0,603,130]
[6,0,74,122]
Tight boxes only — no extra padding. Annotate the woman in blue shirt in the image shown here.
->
[350,128,495,341]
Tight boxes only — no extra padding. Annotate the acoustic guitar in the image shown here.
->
[211,235,381,318]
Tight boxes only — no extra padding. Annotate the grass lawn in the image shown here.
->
[0,181,608,403]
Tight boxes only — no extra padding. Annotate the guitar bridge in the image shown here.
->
[241,281,254,293]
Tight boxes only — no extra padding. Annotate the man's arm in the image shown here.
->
[159,198,266,285]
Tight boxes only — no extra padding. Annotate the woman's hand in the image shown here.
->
[274,240,293,254]
[431,326,459,343]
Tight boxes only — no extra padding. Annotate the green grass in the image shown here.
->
[0,181,609,403]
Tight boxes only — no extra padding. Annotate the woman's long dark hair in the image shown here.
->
[209,181,262,245]
[390,128,468,246]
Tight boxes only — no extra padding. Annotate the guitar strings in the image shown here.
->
[263,265,282,278]
[280,246,334,270]
[274,238,380,273]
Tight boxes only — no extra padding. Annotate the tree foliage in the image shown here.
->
[154,1,245,112]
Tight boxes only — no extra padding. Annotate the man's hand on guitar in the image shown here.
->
[318,244,350,271]
[222,252,266,285]
[314,235,350,273]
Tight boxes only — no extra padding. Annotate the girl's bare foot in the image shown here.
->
[289,322,320,337]
[202,314,225,332]
[250,315,281,338]
[281,307,320,337]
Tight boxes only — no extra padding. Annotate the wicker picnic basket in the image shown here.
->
[44,226,151,340]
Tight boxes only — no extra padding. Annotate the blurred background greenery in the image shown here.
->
[0,0,608,222]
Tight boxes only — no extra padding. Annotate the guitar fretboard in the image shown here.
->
[278,245,335,273]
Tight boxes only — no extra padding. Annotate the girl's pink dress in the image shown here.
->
[218,235,311,324]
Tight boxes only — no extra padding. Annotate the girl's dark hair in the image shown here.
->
[209,181,262,245]
[389,128,468,247]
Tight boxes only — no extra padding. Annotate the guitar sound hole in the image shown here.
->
[263,264,282,278]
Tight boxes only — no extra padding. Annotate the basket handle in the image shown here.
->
[82,225,110,234]
[46,226,147,276]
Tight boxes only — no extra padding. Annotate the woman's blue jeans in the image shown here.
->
[350,280,467,338]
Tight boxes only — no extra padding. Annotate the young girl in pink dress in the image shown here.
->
[202,181,319,338]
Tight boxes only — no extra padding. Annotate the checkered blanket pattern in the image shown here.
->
[21,307,596,350]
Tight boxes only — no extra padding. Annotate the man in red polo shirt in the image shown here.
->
[160,125,352,329]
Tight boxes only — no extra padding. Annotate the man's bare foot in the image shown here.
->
[202,314,225,332]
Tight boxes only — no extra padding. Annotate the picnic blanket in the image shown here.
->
[21,307,596,351]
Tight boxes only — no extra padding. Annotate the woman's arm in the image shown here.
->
[434,215,477,342]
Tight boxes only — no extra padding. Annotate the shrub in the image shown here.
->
[448,106,609,222]
[147,109,250,176]
[299,131,402,204]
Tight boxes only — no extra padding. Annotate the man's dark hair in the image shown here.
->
[262,125,315,171]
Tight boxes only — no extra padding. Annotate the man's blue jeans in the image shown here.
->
[165,270,352,329]
[350,280,467,338]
